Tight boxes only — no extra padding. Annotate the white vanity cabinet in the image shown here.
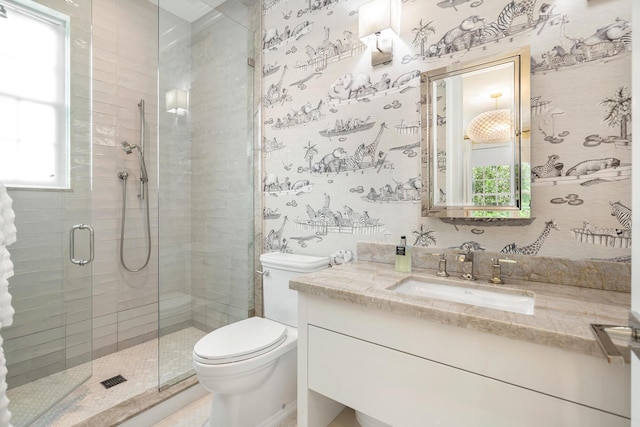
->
[296,293,630,427]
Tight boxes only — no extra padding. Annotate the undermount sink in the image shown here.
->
[389,277,535,315]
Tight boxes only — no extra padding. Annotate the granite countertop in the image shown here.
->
[290,260,631,360]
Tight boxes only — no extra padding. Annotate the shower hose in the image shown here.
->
[119,172,151,272]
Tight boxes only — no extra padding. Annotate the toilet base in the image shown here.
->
[204,347,297,427]
[205,399,296,427]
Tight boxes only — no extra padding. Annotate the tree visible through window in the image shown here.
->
[0,0,69,189]
[472,165,512,207]
[471,163,531,218]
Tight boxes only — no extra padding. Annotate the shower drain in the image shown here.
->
[100,374,127,389]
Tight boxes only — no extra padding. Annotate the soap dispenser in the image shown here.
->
[395,235,411,273]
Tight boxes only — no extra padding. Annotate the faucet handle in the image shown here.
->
[432,253,449,277]
[489,258,517,284]
[457,251,473,262]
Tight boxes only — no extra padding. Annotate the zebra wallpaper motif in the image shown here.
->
[261,0,632,261]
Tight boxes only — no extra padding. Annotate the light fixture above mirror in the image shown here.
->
[358,0,401,66]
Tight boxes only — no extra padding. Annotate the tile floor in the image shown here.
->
[7,327,206,427]
[8,325,360,427]
[153,394,360,427]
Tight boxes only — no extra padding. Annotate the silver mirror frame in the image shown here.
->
[420,46,531,219]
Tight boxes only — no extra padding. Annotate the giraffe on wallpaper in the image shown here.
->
[500,219,559,255]
[265,216,289,252]
[361,122,388,167]
[263,65,291,107]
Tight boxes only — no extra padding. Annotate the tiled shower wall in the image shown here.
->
[261,0,632,262]
[4,0,93,388]
[91,0,159,358]
[188,5,256,331]
[158,10,193,334]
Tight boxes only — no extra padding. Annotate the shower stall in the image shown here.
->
[2,0,258,424]
[156,0,258,389]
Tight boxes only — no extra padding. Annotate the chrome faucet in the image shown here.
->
[489,258,517,284]
[457,249,476,281]
[431,253,449,277]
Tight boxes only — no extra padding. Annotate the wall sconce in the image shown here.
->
[166,89,189,114]
[467,93,512,144]
[358,0,401,67]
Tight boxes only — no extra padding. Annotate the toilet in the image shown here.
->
[193,252,329,427]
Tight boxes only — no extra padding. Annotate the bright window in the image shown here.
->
[0,0,69,189]
[472,165,512,207]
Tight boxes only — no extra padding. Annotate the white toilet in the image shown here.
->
[193,252,329,427]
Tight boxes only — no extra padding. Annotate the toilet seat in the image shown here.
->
[193,317,287,365]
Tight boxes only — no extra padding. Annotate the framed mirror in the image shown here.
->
[420,46,531,219]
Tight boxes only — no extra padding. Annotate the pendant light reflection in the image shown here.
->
[467,109,513,144]
[466,92,512,144]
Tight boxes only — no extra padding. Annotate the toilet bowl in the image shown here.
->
[193,252,329,427]
[193,317,298,427]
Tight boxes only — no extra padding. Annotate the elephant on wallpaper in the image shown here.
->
[328,73,374,100]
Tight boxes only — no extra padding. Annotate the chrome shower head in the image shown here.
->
[121,141,139,155]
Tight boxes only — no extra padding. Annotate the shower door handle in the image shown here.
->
[70,224,94,266]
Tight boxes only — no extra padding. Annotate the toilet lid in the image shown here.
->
[193,317,287,364]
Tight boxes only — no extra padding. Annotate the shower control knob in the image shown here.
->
[118,171,128,180]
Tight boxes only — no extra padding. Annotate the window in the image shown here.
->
[0,0,70,189]
[471,164,531,218]
[472,165,512,207]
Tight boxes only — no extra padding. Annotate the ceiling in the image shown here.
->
[148,0,226,23]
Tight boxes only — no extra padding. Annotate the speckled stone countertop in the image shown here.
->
[290,243,631,360]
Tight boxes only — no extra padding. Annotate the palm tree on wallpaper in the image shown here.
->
[601,86,632,143]
[412,19,436,57]
[303,141,318,171]
[413,224,437,247]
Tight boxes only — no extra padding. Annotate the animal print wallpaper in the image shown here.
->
[261,0,631,262]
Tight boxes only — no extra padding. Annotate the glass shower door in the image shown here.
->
[1,0,93,425]
[157,0,256,389]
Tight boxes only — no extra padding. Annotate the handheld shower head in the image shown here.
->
[121,141,139,155]
[121,141,148,182]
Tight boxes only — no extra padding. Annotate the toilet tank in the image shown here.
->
[260,252,329,327]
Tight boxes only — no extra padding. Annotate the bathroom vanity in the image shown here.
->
[292,243,631,427]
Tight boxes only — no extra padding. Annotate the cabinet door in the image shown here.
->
[308,326,629,427]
